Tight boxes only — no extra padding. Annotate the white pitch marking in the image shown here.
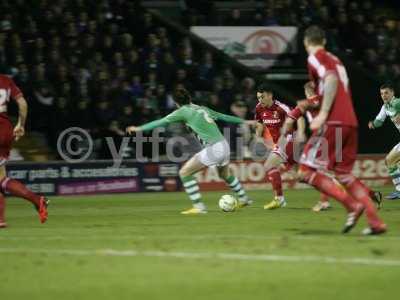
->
[0,234,398,241]
[0,248,399,267]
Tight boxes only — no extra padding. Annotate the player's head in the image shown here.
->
[380,83,395,103]
[173,87,192,106]
[256,84,273,107]
[303,26,326,53]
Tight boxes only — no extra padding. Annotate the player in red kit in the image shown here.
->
[283,81,383,212]
[0,74,49,228]
[253,85,306,209]
[292,26,386,234]
[287,82,383,212]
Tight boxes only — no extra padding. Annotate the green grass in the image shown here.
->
[1,188,400,300]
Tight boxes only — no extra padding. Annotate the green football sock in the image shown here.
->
[388,166,400,191]
[224,175,248,202]
[180,175,202,203]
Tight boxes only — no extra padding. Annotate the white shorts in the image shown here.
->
[195,139,230,167]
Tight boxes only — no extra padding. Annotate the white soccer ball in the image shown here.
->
[219,195,238,212]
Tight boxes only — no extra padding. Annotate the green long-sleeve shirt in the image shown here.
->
[373,97,400,131]
[140,104,243,145]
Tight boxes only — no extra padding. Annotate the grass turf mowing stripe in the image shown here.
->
[0,247,399,267]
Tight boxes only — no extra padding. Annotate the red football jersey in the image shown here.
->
[0,74,23,114]
[254,100,291,144]
[307,48,358,127]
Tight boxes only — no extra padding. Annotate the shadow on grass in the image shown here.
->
[286,228,338,235]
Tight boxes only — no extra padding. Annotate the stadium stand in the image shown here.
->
[178,0,400,86]
[1,0,399,158]
[1,0,263,159]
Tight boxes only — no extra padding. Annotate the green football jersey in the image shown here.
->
[373,97,400,131]
[139,104,243,144]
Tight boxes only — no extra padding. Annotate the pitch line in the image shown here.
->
[0,234,398,241]
[0,248,399,267]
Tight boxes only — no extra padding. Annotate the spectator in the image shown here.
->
[144,72,158,90]
[263,8,279,26]
[160,52,177,88]
[143,51,160,74]
[226,100,251,157]
[225,9,246,26]
[130,75,144,98]
[6,0,399,159]
[155,84,168,113]
[207,93,224,112]
[197,51,215,90]
[125,49,142,75]
[175,68,193,91]
[74,99,93,131]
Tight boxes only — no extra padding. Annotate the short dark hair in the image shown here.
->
[256,84,273,94]
[304,26,326,45]
[232,100,247,107]
[380,83,394,91]
[173,87,192,105]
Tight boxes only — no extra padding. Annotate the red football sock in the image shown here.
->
[337,174,384,228]
[267,168,283,197]
[1,178,41,207]
[301,169,356,212]
[0,193,5,223]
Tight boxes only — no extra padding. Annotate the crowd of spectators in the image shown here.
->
[0,0,256,159]
[1,0,399,159]
[182,0,400,86]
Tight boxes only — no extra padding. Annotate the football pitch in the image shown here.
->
[1,188,400,300]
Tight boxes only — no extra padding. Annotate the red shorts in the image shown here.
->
[0,114,14,163]
[300,125,357,174]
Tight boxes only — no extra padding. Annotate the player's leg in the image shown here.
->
[333,126,386,234]
[298,165,365,233]
[0,192,6,228]
[0,164,49,223]
[264,152,286,209]
[179,156,208,214]
[385,143,400,199]
[298,128,364,232]
[180,139,232,214]
[0,118,49,224]
[312,193,331,212]
[336,172,386,234]
[299,130,355,212]
[217,164,251,207]
[297,165,359,213]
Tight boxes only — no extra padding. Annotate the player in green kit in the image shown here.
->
[126,87,254,214]
[369,83,400,200]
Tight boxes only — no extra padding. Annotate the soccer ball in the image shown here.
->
[219,195,238,212]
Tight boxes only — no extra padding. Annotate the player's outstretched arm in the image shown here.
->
[206,108,244,124]
[281,118,294,136]
[295,117,307,143]
[368,121,375,129]
[288,94,322,123]
[126,108,185,134]
[126,118,169,135]
[14,96,27,141]
[368,105,387,130]
[368,120,384,130]
[126,126,141,135]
